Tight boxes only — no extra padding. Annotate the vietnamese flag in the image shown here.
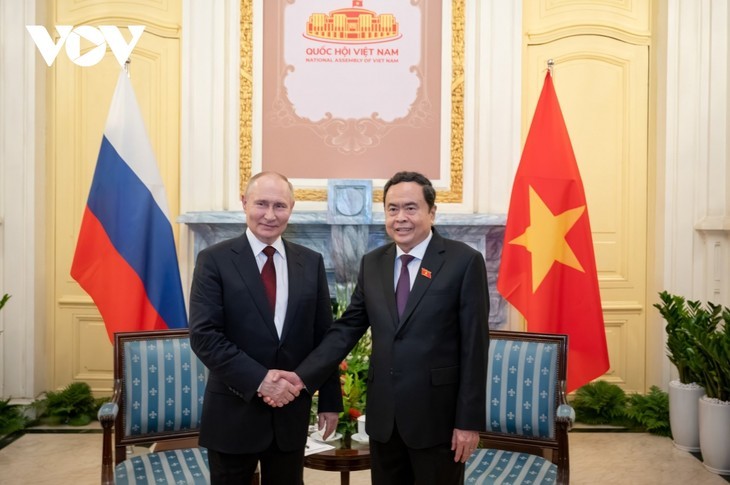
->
[497,71,609,392]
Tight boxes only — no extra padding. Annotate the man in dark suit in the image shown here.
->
[189,171,341,485]
[274,171,490,484]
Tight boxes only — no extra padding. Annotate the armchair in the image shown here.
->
[465,330,574,484]
[98,329,210,484]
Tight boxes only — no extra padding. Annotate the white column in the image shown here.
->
[660,0,729,386]
[180,0,242,291]
[693,0,730,304]
[181,0,241,214]
[0,0,46,399]
[473,0,522,215]
[662,0,730,304]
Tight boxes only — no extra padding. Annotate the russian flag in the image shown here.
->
[71,70,188,341]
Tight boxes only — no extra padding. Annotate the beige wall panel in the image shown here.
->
[73,313,111,383]
[55,299,111,392]
[603,317,625,383]
[50,1,181,392]
[603,307,645,387]
[525,36,649,392]
[525,0,651,42]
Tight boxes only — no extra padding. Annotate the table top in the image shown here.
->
[303,439,371,472]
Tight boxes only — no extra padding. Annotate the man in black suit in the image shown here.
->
[273,171,490,484]
[189,172,341,485]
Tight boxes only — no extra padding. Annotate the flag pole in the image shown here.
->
[547,58,554,76]
[124,58,131,77]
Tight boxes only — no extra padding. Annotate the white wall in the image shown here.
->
[661,0,730,304]
[0,0,46,399]
[657,0,730,385]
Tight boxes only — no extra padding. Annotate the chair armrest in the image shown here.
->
[556,379,575,430]
[97,402,118,423]
[554,380,574,485]
[100,380,122,485]
[556,404,575,430]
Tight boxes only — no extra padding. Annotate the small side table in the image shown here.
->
[304,441,370,485]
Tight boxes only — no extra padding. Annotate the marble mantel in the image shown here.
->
[179,210,508,328]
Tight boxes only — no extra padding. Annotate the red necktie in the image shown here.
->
[396,254,415,317]
[261,246,276,313]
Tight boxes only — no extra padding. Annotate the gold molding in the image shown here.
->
[240,0,254,194]
[240,0,465,204]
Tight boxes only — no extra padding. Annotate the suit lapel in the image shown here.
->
[230,235,279,340]
[378,244,400,327]
[279,240,303,343]
[396,230,446,334]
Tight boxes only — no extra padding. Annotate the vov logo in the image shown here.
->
[26,25,145,67]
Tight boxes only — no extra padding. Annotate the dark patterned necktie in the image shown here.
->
[396,254,415,317]
[261,246,276,313]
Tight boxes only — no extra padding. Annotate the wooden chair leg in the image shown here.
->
[251,468,260,485]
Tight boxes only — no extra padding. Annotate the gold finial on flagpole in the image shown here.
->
[124,58,131,77]
[547,59,554,76]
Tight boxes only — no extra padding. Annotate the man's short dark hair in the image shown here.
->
[383,171,436,209]
[243,171,294,201]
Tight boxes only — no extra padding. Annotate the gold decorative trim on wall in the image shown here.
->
[239,0,464,204]
[240,0,254,196]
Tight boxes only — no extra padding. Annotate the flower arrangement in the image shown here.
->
[310,286,372,443]
[337,328,371,439]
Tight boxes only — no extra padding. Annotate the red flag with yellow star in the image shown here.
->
[497,71,609,392]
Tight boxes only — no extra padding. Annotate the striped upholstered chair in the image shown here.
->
[465,330,574,485]
[98,329,210,484]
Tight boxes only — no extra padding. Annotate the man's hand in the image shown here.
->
[259,370,305,407]
[257,370,303,407]
[451,428,480,463]
[317,412,339,440]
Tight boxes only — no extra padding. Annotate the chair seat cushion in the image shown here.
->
[114,447,209,484]
[465,448,557,484]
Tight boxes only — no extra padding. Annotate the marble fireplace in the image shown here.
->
[180,180,507,328]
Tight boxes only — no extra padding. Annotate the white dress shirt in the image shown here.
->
[246,228,288,337]
[394,229,433,291]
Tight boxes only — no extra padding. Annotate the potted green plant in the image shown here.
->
[683,305,730,474]
[0,397,29,437]
[653,291,710,451]
[0,295,27,437]
[570,380,629,426]
[624,386,671,437]
[33,382,99,426]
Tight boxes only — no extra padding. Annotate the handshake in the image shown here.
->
[257,369,305,407]
[258,369,340,440]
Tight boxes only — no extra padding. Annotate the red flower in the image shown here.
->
[348,408,362,419]
[339,361,348,371]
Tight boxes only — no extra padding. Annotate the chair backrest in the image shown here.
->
[480,330,569,460]
[113,329,208,463]
[486,330,565,439]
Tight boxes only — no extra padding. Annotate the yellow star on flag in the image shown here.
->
[508,186,585,292]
